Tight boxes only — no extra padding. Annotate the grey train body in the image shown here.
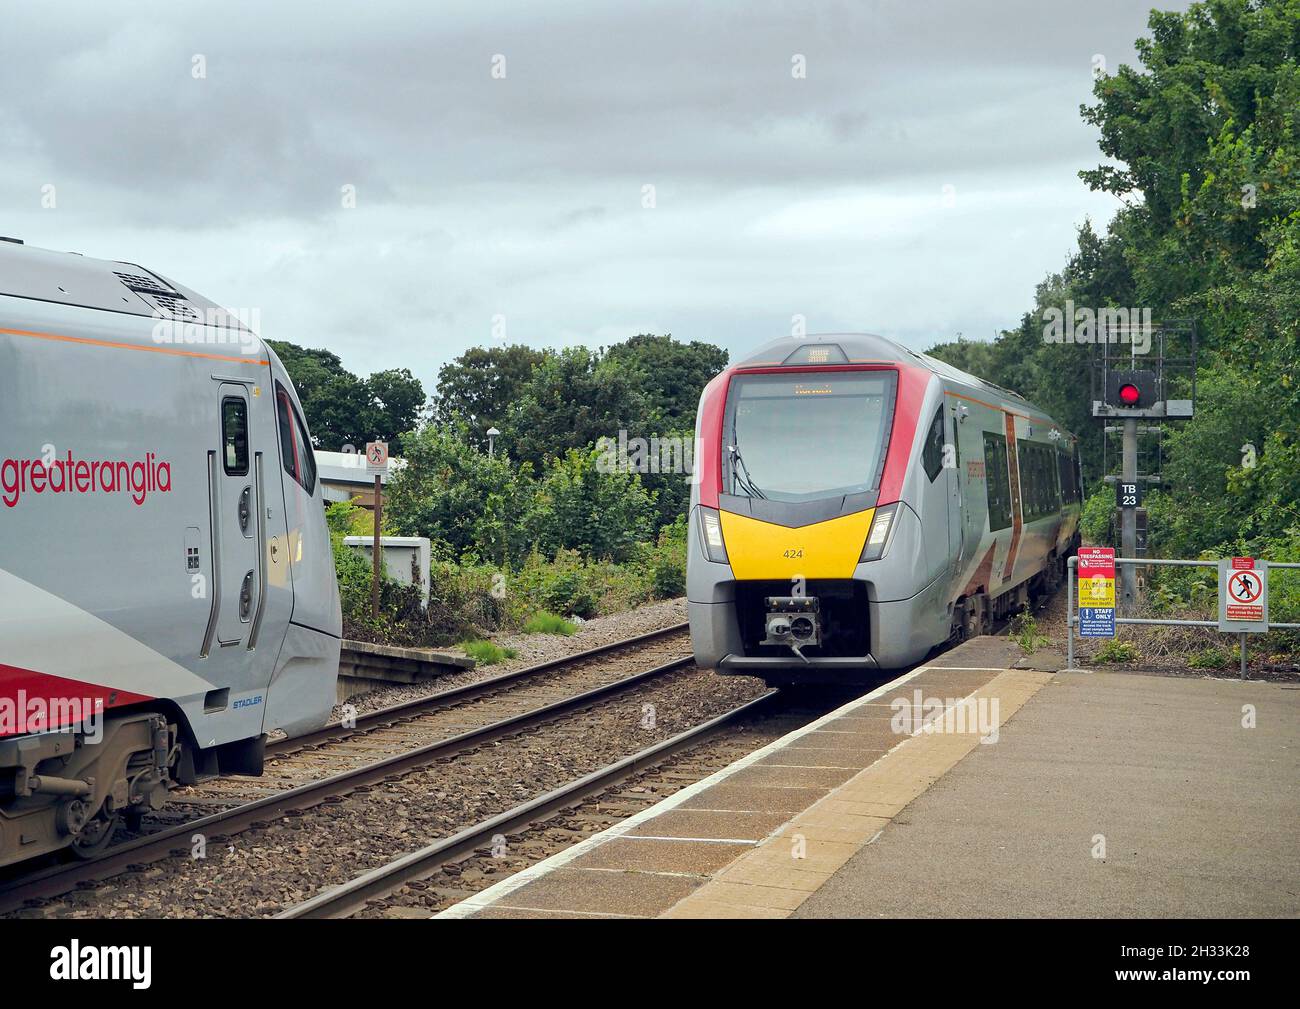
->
[687,333,1082,683]
[0,240,340,866]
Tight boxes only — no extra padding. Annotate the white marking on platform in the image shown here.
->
[435,662,937,919]
[620,835,760,845]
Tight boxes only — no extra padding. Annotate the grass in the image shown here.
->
[1010,612,1049,655]
[1188,646,1232,670]
[460,639,518,665]
[1093,639,1140,664]
[523,610,577,635]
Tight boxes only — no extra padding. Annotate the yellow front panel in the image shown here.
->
[719,508,875,580]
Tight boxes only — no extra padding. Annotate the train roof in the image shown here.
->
[0,238,247,332]
[734,332,1055,425]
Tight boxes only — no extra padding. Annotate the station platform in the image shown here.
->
[438,639,1300,919]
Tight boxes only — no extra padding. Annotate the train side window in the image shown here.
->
[275,383,318,495]
[1035,447,1049,518]
[983,431,1011,531]
[221,397,249,476]
[1038,446,1056,517]
[1051,447,1063,509]
[1019,443,1037,521]
[922,406,945,481]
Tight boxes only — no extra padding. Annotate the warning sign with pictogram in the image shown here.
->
[365,441,389,472]
[1077,547,1116,637]
[1218,557,1268,632]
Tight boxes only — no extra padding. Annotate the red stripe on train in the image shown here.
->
[0,662,152,737]
[1000,412,1023,582]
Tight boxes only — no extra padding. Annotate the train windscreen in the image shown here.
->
[724,370,897,503]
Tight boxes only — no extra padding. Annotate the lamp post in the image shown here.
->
[487,426,500,459]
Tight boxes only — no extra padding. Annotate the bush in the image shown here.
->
[332,532,375,622]
[1188,647,1232,670]
[646,515,687,598]
[1094,640,1140,664]
[523,447,655,563]
[326,498,375,537]
[524,611,577,635]
[542,567,599,618]
[1079,482,1113,546]
[385,421,531,567]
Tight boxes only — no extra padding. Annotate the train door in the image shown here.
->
[919,404,950,583]
[213,384,260,647]
[946,404,963,572]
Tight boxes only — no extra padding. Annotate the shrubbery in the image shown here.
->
[285,335,712,654]
[333,521,688,650]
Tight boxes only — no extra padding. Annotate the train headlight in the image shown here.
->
[698,506,729,564]
[860,503,899,562]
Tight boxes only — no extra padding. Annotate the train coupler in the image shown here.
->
[761,596,820,661]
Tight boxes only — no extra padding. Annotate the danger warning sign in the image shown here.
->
[1218,557,1268,632]
[1077,547,1116,637]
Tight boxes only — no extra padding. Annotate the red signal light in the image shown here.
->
[1118,383,1140,405]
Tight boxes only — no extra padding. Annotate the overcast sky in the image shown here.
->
[1,0,1184,390]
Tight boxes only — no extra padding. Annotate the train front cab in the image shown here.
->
[687,355,955,684]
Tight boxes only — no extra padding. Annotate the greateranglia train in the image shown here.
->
[687,333,1082,683]
[0,239,340,867]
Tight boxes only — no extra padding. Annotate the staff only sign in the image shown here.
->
[1219,557,1268,633]
[1078,547,1116,637]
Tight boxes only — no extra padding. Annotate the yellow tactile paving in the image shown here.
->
[440,661,1050,919]
[661,669,1052,919]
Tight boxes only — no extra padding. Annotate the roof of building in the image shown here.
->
[316,449,405,485]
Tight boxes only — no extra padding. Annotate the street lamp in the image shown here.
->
[486,426,500,458]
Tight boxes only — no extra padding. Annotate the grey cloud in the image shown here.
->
[2,0,1187,389]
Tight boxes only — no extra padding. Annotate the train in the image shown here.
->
[0,238,340,868]
[687,333,1082,683]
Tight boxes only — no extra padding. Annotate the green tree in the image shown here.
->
[932,0,1299,564]
[365,368,426,454]
[604,333,729,428]
[431,345,547,448]
[524,448,655,563]
[268,340,425,453]
[502,347,655,469]
[385,422,529,565]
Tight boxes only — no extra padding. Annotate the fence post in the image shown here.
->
[1067,556,1076,670]
[1240,632,1247,681]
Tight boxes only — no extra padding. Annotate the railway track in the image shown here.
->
[269,622,691,756]
[159,622,695,811]
[277,688,785,918]
[1,610,1028,918]
[0,622,700,916]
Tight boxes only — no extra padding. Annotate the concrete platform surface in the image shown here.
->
[437,640,1297,919]
[439,636,1043,918]
[795,671,1300,918]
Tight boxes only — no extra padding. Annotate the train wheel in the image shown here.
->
[69,808,119,859]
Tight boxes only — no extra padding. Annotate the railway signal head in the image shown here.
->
[1106,369,1157,410]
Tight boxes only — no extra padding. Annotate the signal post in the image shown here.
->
[1092,322,1196,610]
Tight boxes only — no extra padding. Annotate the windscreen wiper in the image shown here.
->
[729,443,767,500]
